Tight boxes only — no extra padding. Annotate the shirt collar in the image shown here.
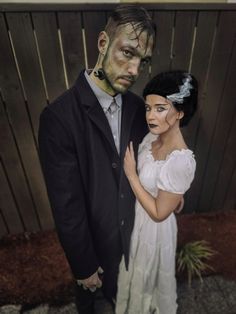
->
[84,70,122,111]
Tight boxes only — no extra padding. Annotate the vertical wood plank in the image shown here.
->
[223,166,236,211]
[0,13,53,231]
[130,62,149,97]
[0,14,40,232]
[151,11,175,75]
[0,95,39,232]
[171,11,197,70]
[187,11,236,213]
[182,11,218,149]
[105,10,113,23]
[58,11,85,87]
[82,11,106,69]
[0,210,8,238]
[32,12,67,102]
[198,32,236,212]
[181,11,218,212]
[212,109,236,211]
[0,160,23,234]
[6,12,47,139]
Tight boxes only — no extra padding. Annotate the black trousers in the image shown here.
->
[75,284,96,314]
[75,284,115,314]
[74,255,120,313]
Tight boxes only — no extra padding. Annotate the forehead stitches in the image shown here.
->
[116,24,153,59]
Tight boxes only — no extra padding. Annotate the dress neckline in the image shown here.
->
[148,145,193,163]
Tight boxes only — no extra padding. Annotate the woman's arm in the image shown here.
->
[124,142,182,222]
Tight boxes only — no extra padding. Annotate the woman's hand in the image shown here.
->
[124,142,138,181]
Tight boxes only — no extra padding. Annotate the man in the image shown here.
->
[38,4,156,314]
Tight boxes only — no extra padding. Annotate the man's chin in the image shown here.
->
[113,83,132,94]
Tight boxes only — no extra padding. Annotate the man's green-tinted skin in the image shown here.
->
[91,23,154,96]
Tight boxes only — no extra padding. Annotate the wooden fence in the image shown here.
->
[0,3,236,237]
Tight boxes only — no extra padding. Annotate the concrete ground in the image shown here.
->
[1,275,236,314]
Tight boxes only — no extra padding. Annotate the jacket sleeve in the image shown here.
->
[38,107,99,279]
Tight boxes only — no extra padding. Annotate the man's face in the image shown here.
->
[102,24,154,95]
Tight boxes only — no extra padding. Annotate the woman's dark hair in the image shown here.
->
[105,5,156,46]
[143,70,198,127]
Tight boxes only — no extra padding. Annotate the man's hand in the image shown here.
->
[77,267,103,292]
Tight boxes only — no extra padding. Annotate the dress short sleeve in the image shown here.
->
[157,150,196,194]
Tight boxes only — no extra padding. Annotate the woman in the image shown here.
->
[116,70,198,314]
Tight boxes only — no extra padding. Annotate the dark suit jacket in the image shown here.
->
[38,71,147,296]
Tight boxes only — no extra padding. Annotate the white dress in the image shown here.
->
[116,132,196,314]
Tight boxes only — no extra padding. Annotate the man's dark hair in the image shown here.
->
[105,4,156,45]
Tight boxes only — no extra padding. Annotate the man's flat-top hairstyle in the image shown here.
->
[105,4,156,44]
[143,70,198,127]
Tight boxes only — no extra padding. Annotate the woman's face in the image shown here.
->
[145,94,183,135]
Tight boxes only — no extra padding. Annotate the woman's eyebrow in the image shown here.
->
[145,103,169,106]
[154,103,168,106]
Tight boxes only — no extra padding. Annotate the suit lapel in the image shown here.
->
[74,72,119,156]
[88,105,120,156]
[120,92,141,160]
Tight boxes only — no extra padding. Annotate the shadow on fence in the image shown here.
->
[0,3,236,236]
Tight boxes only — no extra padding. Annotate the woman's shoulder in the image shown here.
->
[167,148,195,168]
[163,148,196,181]
[168,148,195,159]
[158,149,196,194]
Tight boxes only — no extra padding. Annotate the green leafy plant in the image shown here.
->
[176,240,217,287]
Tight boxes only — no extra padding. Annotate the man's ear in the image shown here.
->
[97,31,110,55]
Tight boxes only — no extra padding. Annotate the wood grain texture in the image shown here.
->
[58,12,85,87]
[188,11,236,213]
[0,5,236,236]
[32,12,67,102]
[0,13,53,231]
[6,12,47,139]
